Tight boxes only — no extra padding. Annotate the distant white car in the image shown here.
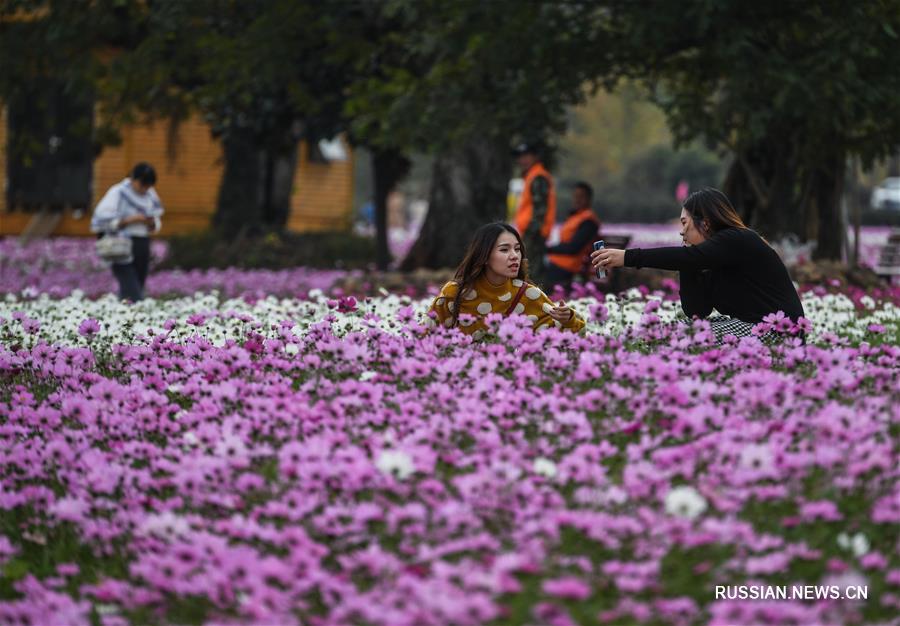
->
[871,177,900,211]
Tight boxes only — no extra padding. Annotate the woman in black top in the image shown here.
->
[591,188,804,341]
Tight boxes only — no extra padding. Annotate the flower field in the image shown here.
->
[0,238,352,300]
[1,235,899,625]
[2,226,895,300]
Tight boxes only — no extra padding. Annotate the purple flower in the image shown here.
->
[186,313,207,327]
[542,576,592,601]
[589,302,608,324]
[799,500,843,522]
[77,318,101,337]
[337,296,358,313]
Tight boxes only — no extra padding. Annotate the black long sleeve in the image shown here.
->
[624,228,749,272]
[623,228,804,323]
[679,270,714,319]
[545,220,598,255]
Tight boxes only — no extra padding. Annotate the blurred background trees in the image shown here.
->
[557,84,723,224]
[102,0,351,238]
[603,0,900,259]
[3,0,900,266]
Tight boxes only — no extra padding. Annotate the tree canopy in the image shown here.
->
[602,0,900,257]
[4,0,900,261]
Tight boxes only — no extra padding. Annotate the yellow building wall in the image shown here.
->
[0,107,5,213]
[0,111,354,237]
[287,140,355,233]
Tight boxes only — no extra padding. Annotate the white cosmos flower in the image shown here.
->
[375,449,415,480]
[139,511,191,539]
[95,604,119,616]
[836,532,870,557]
[1,287,897,346]
[532,457,558,479]
[664,485,708,520]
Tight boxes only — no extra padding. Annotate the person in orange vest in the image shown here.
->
[512,141,556,287]
[545,182,601,289]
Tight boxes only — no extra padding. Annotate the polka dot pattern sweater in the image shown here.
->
[428,276,586,338]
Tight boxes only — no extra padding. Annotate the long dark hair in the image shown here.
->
[450,222,529,326]
[683,187,747,235]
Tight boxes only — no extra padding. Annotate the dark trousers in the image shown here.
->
[111,236,150,302]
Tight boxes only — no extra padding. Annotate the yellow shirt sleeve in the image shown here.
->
[429,281,459,328]
[521,283,586,333]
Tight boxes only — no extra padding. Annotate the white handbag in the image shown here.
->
[95,234,133,263]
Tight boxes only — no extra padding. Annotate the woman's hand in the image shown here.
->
[549,300,574,323]
[590,248,625,271]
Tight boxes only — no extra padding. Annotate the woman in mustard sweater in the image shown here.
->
[429,222,585,338]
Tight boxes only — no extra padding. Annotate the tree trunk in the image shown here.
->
[723,139,800,242]
[372,148,411,271]
[214,128,265,239]
[400,136,509,270]
[768,147,800,239]
[263,143,299,229]
[213,129,298,239]
[724,136,846,261]
[722,157,757,226]
[811,153,845,261]
[851,157,861,268]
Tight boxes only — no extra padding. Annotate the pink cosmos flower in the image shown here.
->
[799,500,843,522]
[0,536,18,566]
[50,497,90,523]
[542,576,592,601]
[77,318,101,337]
[21,317,40,334]
[860,551,888,570]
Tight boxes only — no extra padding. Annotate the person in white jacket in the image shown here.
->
[90,162,164,301]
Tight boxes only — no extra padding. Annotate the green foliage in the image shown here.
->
[560,84,673,186]
[7,1,899,258]
[99,0,348,152]
[0,0,148,158]
[590,145,724,223]
[608,1,900,166]
[341,0,611,154]
[601,0,900,254]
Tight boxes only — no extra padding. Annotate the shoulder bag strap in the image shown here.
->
[504,283,529,317]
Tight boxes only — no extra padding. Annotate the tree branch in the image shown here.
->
[737,153,770,208]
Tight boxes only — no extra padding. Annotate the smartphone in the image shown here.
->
[593,240,606,279]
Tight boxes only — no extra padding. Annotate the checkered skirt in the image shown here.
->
[707,315,777,345]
